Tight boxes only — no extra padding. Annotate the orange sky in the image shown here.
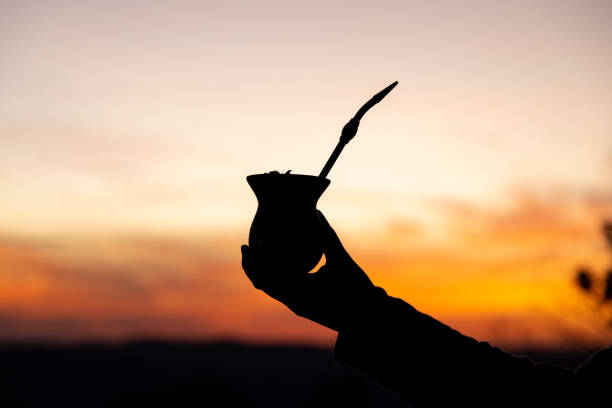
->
[1,0,611,349]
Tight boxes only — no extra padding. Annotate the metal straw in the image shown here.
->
[319,81,398,179]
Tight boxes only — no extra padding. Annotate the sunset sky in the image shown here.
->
[1,0,611,349]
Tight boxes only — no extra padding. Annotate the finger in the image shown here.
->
[317,211,349,261]
[309,263,332,281]
[241,245,249,272]
[241,244,261,289]
[243,238,284,290]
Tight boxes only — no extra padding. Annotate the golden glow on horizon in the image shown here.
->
[1,191,611,348]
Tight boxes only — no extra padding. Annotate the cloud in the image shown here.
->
[427,189,612,251]
[0,233,250,340]
[335,189,612,347]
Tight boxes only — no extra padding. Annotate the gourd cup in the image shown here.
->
[247,173,330,275]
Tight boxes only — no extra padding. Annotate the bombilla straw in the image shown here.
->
[318,81,398,179]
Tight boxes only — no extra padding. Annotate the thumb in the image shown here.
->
[317,211,349,262]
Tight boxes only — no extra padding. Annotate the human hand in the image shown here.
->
[241,211,377,331]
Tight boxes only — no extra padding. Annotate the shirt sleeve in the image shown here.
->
[334,289,584,407]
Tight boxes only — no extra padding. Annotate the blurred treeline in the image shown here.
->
[574,222,612,332]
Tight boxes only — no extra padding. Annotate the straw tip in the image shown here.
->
[377,81,399,99]
[380,81,398,94]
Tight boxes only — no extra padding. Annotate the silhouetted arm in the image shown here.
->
[334,289,592,407]
[242,212,609,407]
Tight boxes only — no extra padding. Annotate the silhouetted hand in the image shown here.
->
[241,211,378,331]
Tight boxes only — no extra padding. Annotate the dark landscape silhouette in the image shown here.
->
[0,340,600,407]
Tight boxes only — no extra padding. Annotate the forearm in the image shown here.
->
[334,290,576,407]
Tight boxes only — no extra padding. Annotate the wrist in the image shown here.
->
[337,285,388,332]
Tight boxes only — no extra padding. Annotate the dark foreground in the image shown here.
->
[0,341,595,407]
